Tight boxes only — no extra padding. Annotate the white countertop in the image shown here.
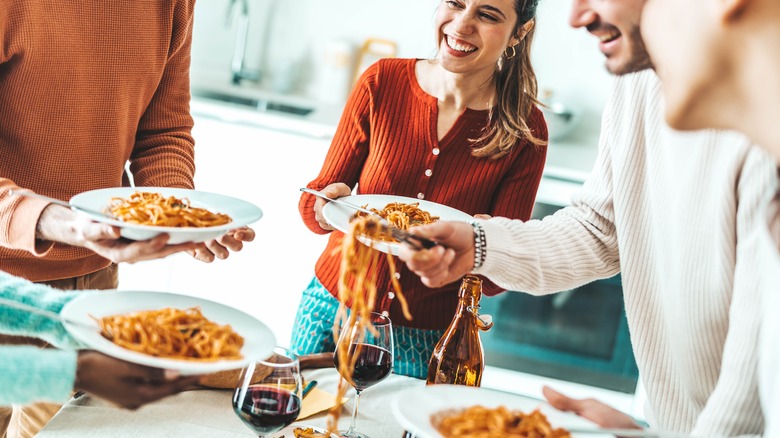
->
[38,366,641,437]
[38,368,419,438]
[190,92,341,141]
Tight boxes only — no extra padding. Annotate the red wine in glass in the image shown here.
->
[335,312,394,438]
[335,343,392,391]
[232,386,301,436]
[233,347,302,438]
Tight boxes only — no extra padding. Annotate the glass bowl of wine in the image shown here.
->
[334,312,394,438]
[232,347,302,437]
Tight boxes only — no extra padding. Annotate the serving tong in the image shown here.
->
[300,188,439,251]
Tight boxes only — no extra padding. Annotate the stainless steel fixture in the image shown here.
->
[225,0,260,85]
[540,89,579,141]
[191,89,314,116]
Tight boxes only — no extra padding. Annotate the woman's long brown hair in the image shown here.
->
[472,0,546,159]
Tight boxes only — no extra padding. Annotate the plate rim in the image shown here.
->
[61,290,276,375]
[391,384,608,438]
[69,186,263,233]
[321,194,473,255]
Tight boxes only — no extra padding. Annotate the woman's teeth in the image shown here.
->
[447,36,477,53]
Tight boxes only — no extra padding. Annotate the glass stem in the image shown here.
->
[345,389,362,435]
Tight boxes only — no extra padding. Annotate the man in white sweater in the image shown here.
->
[398,0,778,436]
[639,0,780,435]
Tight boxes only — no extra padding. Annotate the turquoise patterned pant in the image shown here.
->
[290,277,445,379]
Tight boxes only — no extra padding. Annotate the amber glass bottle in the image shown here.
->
[426,275,493,387]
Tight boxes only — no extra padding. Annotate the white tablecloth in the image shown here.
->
[38,368,422,437]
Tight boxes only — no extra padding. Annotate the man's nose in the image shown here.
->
[569,0,597,29]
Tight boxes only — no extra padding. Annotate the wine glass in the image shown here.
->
[334,312,394,438]
[232,347,302,438]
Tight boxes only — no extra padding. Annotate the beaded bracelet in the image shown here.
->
[472,221,487,270]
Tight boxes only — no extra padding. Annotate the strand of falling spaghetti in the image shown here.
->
[322,217,412,436]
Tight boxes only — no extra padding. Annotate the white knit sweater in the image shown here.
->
[475,70,777,436]
[759,193,780,438]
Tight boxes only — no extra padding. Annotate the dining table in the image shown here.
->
[37,366,422,438]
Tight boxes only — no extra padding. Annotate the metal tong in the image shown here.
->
[300,188,439,251]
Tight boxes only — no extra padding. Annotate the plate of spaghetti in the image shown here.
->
[321,194,472,255]
[61,290,276,375]
[69,187,263,244]
[392,385,610,438]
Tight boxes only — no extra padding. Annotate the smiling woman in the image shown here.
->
[293,0,548,382]
[432,0,545,156]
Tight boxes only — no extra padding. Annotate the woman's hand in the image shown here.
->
[74,351,201,410]
[312,182,351,231]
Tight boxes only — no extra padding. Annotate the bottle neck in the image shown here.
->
[456,295,479,313]
[456,276,482,313]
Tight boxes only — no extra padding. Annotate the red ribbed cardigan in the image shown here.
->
[300,58,547,330]
[0,2,196,281]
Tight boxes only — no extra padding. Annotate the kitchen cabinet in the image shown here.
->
[119,113,331,347]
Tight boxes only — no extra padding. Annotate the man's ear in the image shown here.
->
[720,0,750,23]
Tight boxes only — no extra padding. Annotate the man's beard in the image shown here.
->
[609,25,654,76]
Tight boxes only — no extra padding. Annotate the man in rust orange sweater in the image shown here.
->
[0,2,253,436]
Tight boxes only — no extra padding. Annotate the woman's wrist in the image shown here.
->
[471,221,486,270]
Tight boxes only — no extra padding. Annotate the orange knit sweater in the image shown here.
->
[300,58,547,330]
[0,1,196,282]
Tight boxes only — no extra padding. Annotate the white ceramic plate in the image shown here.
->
[321,194,472,255]
[69,187,263,244]
[392,385,611,438]
[61,290,276,375]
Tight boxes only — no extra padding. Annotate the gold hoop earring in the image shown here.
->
[505,45,517,60]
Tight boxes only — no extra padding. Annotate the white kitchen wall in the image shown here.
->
[531,1,613,146]
[192,0,439,84]
[191,0,613,148]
